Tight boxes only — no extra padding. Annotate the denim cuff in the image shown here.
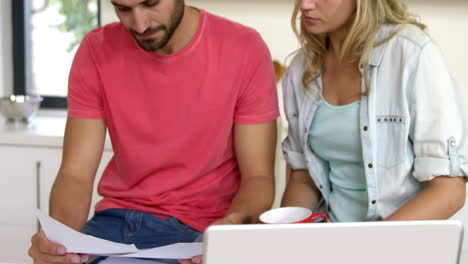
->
[413,156,467,182]
[283,150,307,170]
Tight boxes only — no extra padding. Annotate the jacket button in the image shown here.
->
[368,163,373,168]
[372,200,377,205]
[363,126,368,131]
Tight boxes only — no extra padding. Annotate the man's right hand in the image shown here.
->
[29,232,89,264]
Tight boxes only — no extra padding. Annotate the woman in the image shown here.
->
[281,0,467,222]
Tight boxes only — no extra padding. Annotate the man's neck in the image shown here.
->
[156,6,200,55]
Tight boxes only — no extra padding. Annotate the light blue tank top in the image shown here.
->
[308,99,368,222]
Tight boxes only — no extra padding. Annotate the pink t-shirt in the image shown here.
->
[67,10,279,231]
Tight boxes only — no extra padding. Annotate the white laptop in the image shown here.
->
[203,220,464,264]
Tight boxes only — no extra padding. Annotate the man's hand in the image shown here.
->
[210,212,247,226]
[28,232,89,264]
[177,214,244,264]
[178,255,202,264]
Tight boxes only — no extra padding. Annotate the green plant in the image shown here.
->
[49,0,98,52]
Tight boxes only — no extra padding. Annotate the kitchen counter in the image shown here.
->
[0,110,112,150]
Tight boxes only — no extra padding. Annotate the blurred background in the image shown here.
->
[0,0,467,263]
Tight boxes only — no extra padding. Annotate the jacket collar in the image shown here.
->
[367,24,395,67]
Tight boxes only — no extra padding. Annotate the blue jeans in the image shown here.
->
[81,209,202,264]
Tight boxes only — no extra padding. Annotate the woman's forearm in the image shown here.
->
[281,169,321,210]
[385,176,466,221]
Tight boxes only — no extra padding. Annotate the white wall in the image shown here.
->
[101,0,468,96]
[409,0,468,100]
[2,1,466,98]
[100,0,119,27]
[183,0,468,93]
[0,0,13,97]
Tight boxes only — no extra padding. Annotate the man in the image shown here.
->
[28,0,279,263]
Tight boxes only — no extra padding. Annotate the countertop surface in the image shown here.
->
[0,110,112,150]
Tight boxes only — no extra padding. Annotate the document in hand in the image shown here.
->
[116,243,203,259]
[35,209,203,259]
[35,209,139,255]
[101,257,168,264]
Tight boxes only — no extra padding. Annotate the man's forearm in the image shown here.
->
[223,176,275,224]
[49,173,95,231]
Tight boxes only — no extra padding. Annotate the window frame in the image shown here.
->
[12,0,101,109]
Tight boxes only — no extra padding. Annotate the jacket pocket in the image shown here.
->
[376,115,406,169]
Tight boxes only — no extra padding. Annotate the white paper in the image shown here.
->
[118,243,203,259]
[35,209,139,255]
[101,257,168,264]
[35,209,203,259]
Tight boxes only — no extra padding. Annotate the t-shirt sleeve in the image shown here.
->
[234,32,279,124]
[67,34,105,119]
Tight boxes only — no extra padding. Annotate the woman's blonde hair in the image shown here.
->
[292,0,426,94]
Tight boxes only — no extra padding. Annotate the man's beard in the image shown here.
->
[132,0,185,52]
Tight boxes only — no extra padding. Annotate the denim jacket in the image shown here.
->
[282,24,468,220]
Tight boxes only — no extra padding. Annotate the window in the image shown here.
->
[12,0,100,108]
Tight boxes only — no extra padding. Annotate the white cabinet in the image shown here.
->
[0,224,37,264]
[0,146,41,226]
[37,147,113,218]
[0,144,112,264]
